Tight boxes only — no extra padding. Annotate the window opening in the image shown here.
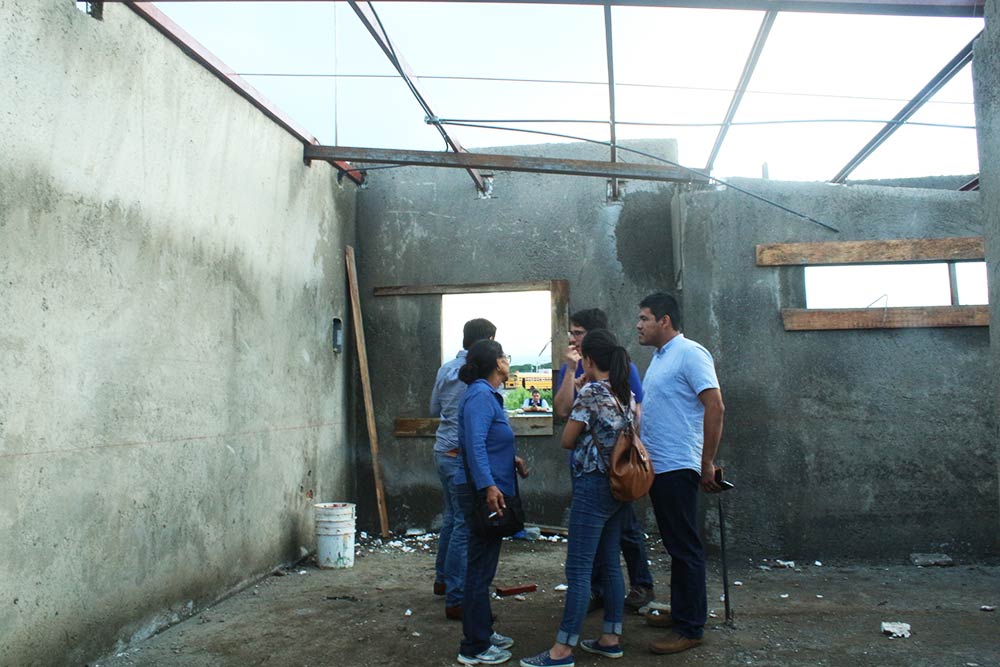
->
[441,291,553,411]
[75,1,103,20]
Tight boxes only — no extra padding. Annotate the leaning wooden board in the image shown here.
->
[346,246,390,538]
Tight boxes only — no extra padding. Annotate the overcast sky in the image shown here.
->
[152,2,984,181]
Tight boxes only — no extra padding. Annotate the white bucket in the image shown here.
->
[314,502,356,569]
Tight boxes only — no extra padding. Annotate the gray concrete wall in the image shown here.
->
[974,0,1000,541]
[679,180,996,558]
[356,143,996,560]
[0,3,357,665]
[354,140,680,533]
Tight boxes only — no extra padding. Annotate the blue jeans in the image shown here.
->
[649,469,706,639]
[455,482,503,658]
[435,451,468,607]
[591,503,653,595]
[558,472,628,646]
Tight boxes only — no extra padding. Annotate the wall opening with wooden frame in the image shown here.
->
[373,280,569,437]
[756,236,990,330]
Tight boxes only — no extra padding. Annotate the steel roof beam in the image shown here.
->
[831,31,980,184]
[347,1,486,192]
[122,1,986,19]
[705,9,776,173]
[303,145,710,183]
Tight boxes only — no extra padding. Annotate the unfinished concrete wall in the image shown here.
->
[0,3,356,665]
[975,0,1000,543]
[356,144,995,560]
[679,180,995,558]
[354,141,679,532]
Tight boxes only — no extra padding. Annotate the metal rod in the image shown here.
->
[719,494,733,625]
[346,1,486,192]
[604,4,619,198]
[831,31,981,183]
[705,10,777,173]
[948,262,961,305]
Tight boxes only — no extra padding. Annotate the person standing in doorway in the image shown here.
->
[553,308,655,612]
[431,318,497,620]
[636,292,726,655]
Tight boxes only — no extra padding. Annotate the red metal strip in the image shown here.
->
[124,2,363,184]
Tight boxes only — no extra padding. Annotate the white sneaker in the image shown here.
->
[458,644,513,665]
[491,632,515,650]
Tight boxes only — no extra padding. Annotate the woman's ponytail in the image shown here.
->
[580,329,632,407]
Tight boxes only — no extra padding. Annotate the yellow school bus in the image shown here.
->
[503,371,553,391]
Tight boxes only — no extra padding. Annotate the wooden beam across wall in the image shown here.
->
[395,416,554,437]
[374,281,554,297]
[781,305,989,330]
[757,237,985,266]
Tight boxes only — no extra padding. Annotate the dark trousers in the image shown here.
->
[649,469,706,639]
[455,483,502,658]
[590,502,654,594]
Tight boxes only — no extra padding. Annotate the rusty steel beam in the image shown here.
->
[347,1,486,192]
[123,3,363,184]
[111,1,986,18]
[831,32,980,183]
[303,145,710,182]
[705,10,777,173]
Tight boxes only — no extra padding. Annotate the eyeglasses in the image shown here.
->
[502,354,512,362]
[568,329,587,339]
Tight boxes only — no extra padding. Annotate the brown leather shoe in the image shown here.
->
[445,605,462,620]
[644,610,674,628]
[649,631,702,655]
[434,582,446,596]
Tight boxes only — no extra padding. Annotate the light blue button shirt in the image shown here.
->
[430,350,468,453]
[640,334,720,475]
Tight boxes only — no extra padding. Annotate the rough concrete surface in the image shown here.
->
[354,140,680,535]
[678,180,995,559]
[1,3,357,664]
[974,0,1000,541]
[93,535,1000,667]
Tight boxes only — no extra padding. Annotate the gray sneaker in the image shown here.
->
[491,632,515,650]
[624,585,655,612]
[458,645,512,665]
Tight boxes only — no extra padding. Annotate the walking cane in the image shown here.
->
[715,468,735,627]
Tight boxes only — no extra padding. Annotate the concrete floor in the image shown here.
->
[93,535,999,667]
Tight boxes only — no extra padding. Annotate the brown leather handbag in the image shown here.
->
[608,394,655,502]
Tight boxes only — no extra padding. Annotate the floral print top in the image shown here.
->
[568,380,636,477]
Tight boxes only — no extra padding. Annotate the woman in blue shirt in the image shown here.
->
[453,339,528,666]
[521,329,633,667]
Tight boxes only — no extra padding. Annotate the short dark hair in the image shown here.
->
[569,308,608,332]
[640,293,681,331]
[458,340,505,384]
[463,318,497,349]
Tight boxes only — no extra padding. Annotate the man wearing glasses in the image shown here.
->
[553,308,655,613]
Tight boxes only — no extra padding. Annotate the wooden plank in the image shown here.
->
[375,281,554,297]
[550,280,570,388]
[781,306,989,330]
[346,246,390,538]
[394,416,553,437]
[756,237,984,266]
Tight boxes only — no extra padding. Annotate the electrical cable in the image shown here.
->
[432,119,840,233]
[235,72,974,107]
[431,117,975,130]
[367,4,451,153]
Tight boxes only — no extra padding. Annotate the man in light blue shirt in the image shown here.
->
[430,318,496,619]
[637,293,725,656]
